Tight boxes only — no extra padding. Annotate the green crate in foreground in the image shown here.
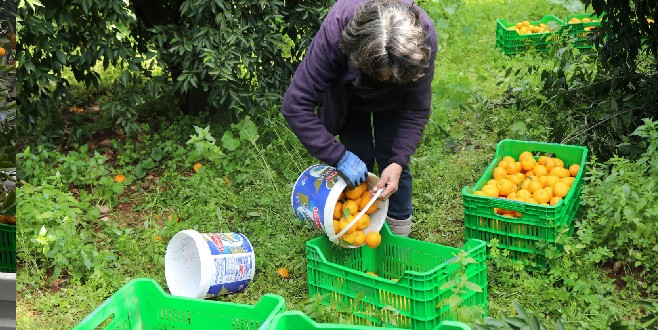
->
[268,311,471,329]
[462,139,588,267]
[306,224,487,330]
[0,223,15,273]
[74,278,285,330]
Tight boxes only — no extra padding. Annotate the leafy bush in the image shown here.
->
[17,0,332,144]
[583,0,657,74]
[579,118,658,282]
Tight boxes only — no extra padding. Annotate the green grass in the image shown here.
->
[16,0,655,329]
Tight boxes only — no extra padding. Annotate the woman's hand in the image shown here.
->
[371,163,403,200]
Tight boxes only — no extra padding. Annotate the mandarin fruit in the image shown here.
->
[365,232,382,248]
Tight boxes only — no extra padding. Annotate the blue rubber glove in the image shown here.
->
[337,151,367,189]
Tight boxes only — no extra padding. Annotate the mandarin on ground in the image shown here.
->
[114,174,126,183]
[278,268,289,278]
[365,232,382,248]
[193,162,204,173]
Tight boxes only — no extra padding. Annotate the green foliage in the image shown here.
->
[494,36,657,159]
[146,0,331,116]
[17,0,147,142]
[583,0,657,74]
[579,118,658,278]
[474,301,565,330]
[17,179,110,281]
[17,0,332,144]
[437,251,486,323]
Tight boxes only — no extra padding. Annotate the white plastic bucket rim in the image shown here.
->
[165,229,212,299]
[321,173,388,248]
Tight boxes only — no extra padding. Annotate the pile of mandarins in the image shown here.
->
[473,152,581,217]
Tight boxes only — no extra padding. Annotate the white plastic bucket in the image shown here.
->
[291,164,389,248]
[165,230,255,299]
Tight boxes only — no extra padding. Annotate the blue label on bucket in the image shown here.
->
[201,233,255,296]
[291,164,341,229]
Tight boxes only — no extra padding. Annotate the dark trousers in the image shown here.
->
[339,110,413,220]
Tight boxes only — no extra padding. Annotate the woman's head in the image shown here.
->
[339,0,431,84]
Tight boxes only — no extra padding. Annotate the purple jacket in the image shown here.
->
[281,0,438,169]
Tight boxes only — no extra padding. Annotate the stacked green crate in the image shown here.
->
[306,224,487,330]
[462,140,587,268]
[269,311,472,329]
[495,16,564,55]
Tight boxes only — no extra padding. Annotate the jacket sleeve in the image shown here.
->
[388,19,438,169]
[281,18,348,167]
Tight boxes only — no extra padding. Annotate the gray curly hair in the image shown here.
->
[339,0,431,84]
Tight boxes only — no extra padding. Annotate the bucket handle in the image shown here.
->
[329,188,384,243]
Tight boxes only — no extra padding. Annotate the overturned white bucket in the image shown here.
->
[165,230,255,299]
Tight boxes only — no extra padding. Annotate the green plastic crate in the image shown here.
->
[565,13,604,48]
[268,311,400,329]
[74,278,286,330]
[306,224,487,330]
[434,321,472,330]
[495,16,565,55]
[0,223,15,273]
[462,140,588,267]
[268,311,471,330]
